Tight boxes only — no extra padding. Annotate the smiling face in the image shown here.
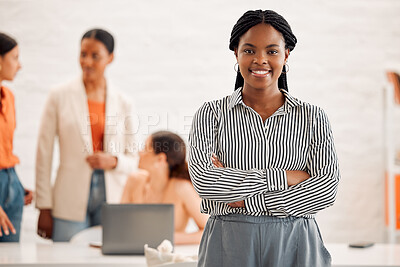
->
[80,38,113,83]
[234,23,289,92]
[0,45,21,83]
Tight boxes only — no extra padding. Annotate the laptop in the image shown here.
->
[101,203,174,255]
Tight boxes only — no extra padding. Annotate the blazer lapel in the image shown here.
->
[70,77,93,154]
[104,81,118,154]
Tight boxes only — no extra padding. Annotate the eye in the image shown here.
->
[80,52,87,58]
[268,50,278,55]
[244,49,254,54]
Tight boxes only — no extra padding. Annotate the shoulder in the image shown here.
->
[298,101,324,116]
[48,77,83,97]
[292,99,331,129]
[170,178,196,197]
[194,94,232,119]
[1,86,14,100]
[283,90,332,127]
[107,82,134,111]
[286,92,326,119]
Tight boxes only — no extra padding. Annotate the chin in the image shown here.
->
[82,73,96,81]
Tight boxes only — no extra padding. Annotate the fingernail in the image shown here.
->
[11,229,16,234]
[5,230,9,235]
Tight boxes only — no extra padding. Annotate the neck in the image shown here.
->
[84,76,106,101]
[242,85,283,108]
[83,76,106,92]
[148,170,169,192]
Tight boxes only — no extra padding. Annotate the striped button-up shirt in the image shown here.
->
[188,88,340,218]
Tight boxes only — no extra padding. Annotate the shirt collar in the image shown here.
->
[228,87,244,110]
[0,86,7,115]
[228,87,303,113]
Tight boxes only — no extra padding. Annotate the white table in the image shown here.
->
[326,243,400,267]
[1,243,400,266]
[0,243,198,267]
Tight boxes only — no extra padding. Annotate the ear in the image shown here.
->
[284,49,290,63]
[234,48,238,61]
[156,152,167,164]
[107,53,114,64]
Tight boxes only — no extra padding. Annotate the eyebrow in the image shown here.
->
[242,43,280,48]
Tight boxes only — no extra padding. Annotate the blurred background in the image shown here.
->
[1,0,400,243]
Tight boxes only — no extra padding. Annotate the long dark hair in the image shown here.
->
[81,28,114,54]
[229,10,297,91]
[0,32,17,56]
[151,131,190,181]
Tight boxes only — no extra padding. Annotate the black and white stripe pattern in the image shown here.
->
[188,88,340,218]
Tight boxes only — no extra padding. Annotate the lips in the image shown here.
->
[250,69,271,78]
[82,68,94,74]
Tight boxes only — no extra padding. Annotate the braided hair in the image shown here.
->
[229,10,297,91]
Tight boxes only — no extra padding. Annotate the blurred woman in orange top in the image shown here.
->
[0,32,33,242]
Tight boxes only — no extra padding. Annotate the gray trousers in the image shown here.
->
[198,214,331,267]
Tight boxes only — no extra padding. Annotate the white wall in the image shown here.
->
[1,0,400,243]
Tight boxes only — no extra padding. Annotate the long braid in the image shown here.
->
[229,10,297,91]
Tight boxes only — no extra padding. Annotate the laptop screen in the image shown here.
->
[101,203,174,255]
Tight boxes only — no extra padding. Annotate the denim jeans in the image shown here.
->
[0,167,24,242]
[52,169,106,242]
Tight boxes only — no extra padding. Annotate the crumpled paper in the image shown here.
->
[144,240,198,266]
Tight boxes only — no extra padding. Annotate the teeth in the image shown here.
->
[252,70,269,75]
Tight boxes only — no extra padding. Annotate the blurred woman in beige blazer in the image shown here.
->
[35,29,136,242]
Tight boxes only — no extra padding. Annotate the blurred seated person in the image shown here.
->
[121,131,208,245]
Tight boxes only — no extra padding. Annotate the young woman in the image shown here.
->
[189,10,340,266]
[35,29,136,242]
[0,32,33,242]
[121,131,208,245]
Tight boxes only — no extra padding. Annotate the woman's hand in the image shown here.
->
[0,206,16,237]
[211,154,245,208]
[286,170,310,186]
[211,153,224,168]
[228,200,245,208]
[86,152,118,170]
[24,189,33,205]
[129,169,150,185]
[37,209,53,239]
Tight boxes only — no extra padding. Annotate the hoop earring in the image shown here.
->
[234,62,239,73]
[282,63,289,74]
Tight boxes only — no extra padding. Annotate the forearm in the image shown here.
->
[189,161,287,203]
[245,168,339,216]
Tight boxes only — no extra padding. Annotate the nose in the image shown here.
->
[253,52,268,65]
[81,55,93,67]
